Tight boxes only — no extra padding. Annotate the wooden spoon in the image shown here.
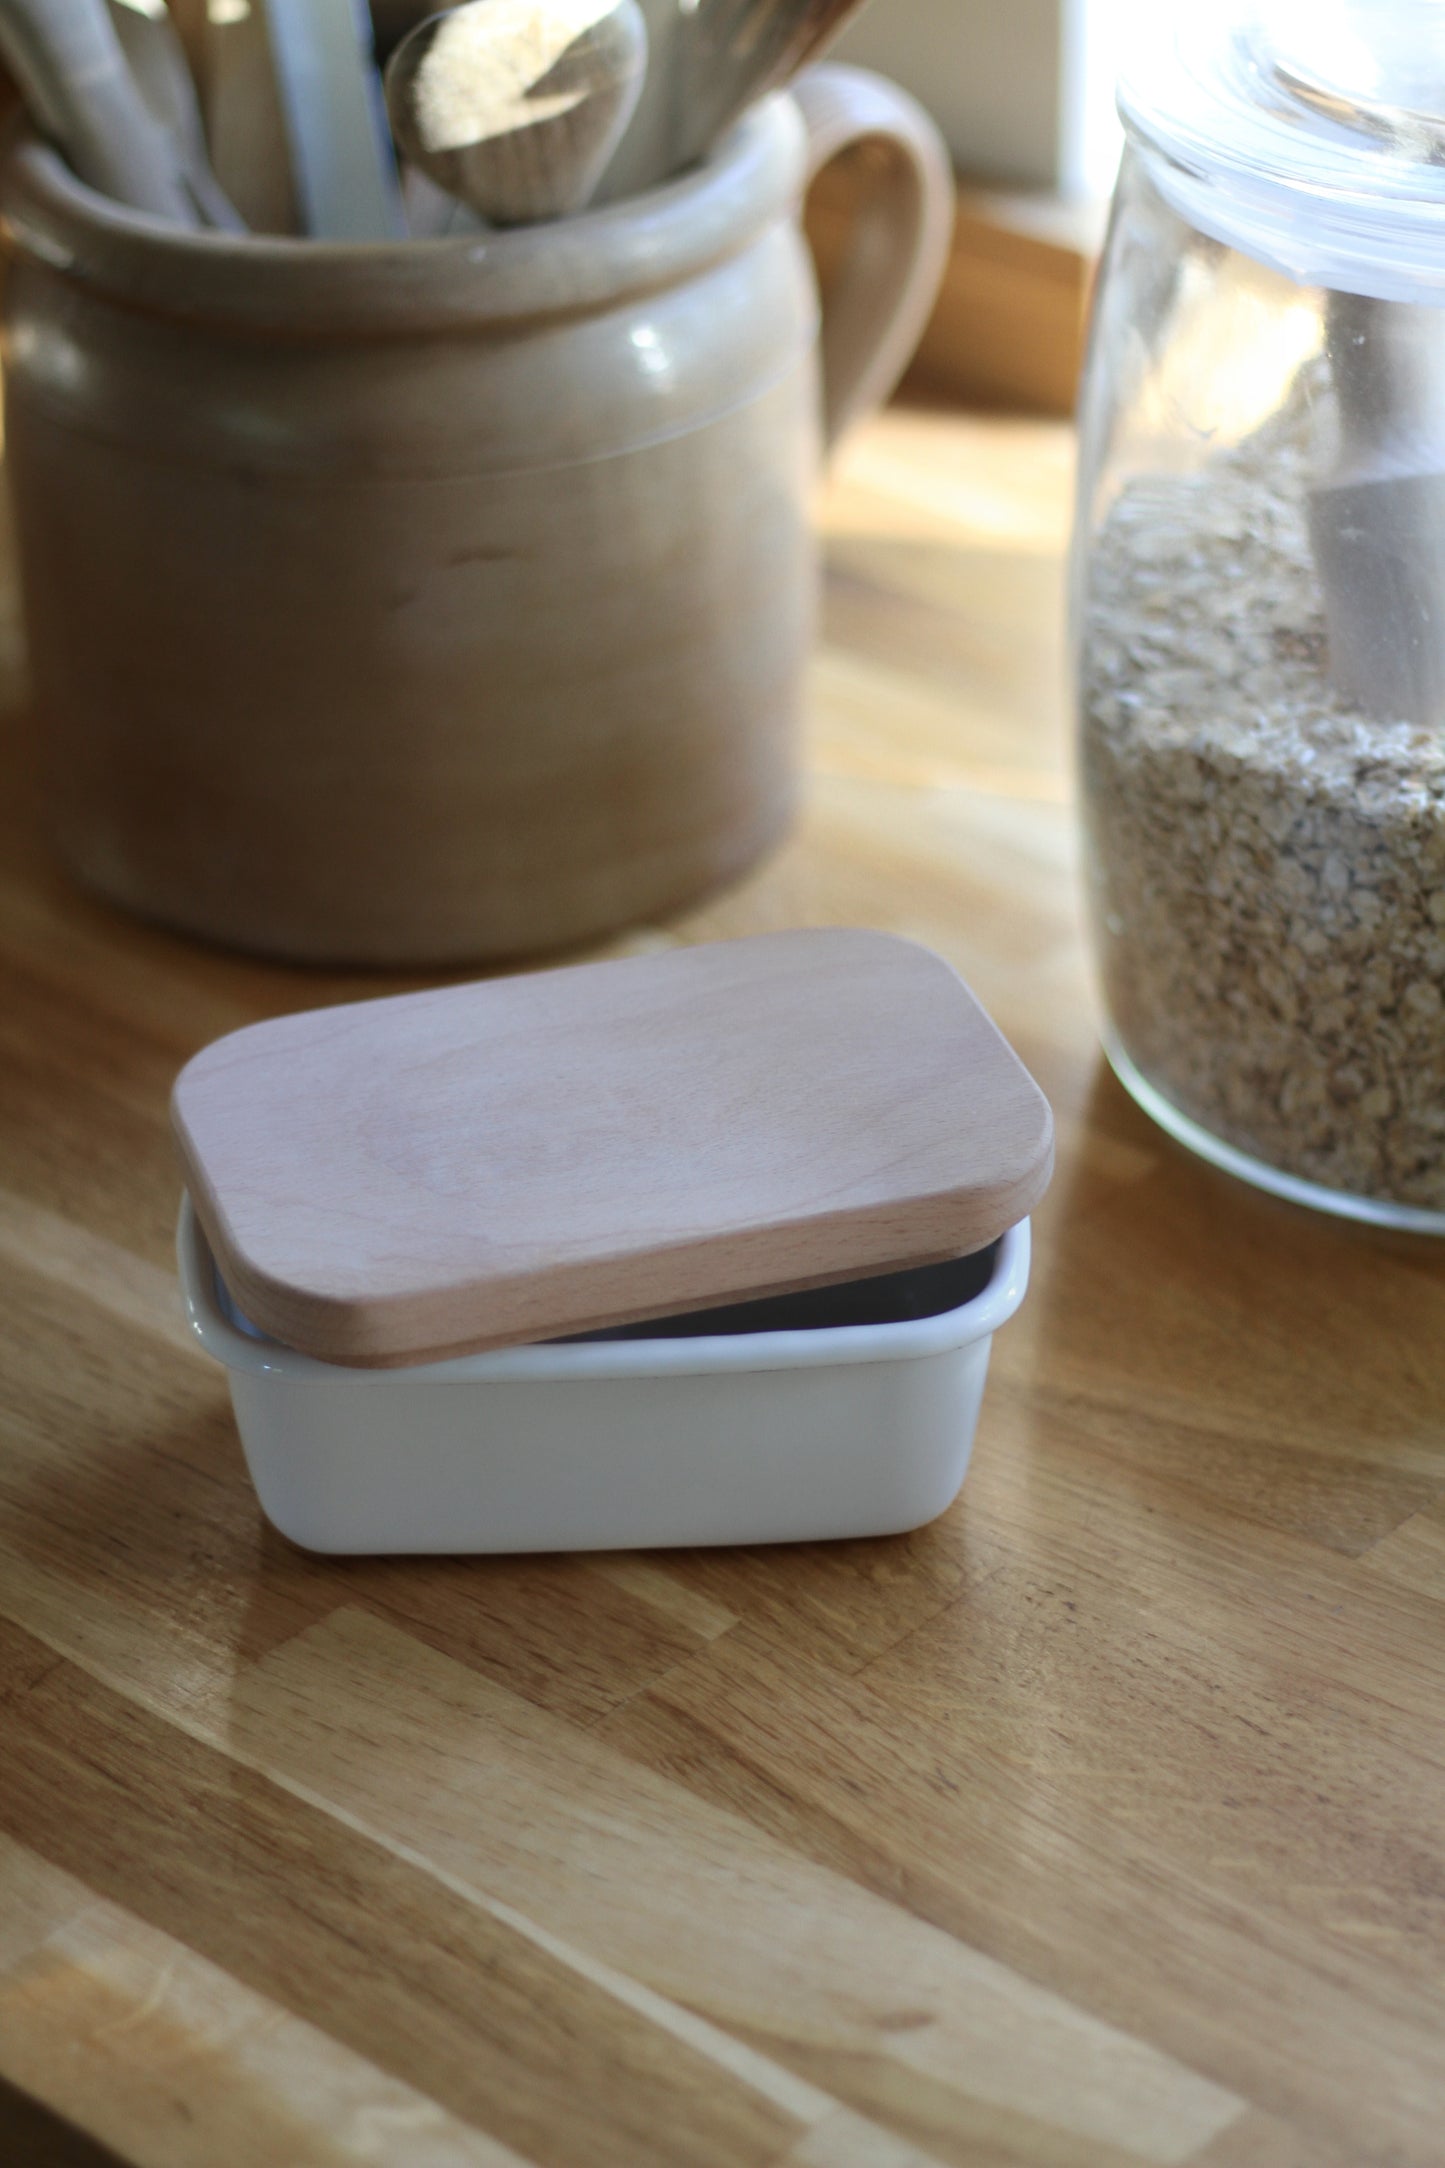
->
[673,0,869,172]
[0,0,199,220]
[385,0,648,225]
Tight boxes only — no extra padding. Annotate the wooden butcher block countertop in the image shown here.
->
[2,407,1445,2168]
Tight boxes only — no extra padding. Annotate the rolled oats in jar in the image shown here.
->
[1075,2,1445,1228]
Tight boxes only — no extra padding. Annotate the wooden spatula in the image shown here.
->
[262,0,406,238]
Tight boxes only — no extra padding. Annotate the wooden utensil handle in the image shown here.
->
[792,63,952,449]
[0,0,196,221]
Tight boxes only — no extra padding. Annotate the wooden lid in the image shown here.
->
[171,930,1053,1366]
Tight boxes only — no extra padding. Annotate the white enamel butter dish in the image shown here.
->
[172,929,1052,1553]
[178,1195,1032,1554]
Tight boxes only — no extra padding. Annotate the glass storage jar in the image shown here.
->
[1075,1,1445,1229]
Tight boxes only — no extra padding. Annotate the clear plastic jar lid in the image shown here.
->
[1120,1,1445,303]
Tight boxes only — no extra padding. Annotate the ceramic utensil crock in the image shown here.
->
[180,1198,1034,1553]
[172,929,1054,1552]
[0,65,951,966]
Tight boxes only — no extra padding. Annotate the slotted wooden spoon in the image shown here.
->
[385,0,648,224]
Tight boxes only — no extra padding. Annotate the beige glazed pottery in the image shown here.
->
[0,65,952,965]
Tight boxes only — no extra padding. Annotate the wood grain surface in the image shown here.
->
[2,405,1445,2166]
[171,931,1052,1364]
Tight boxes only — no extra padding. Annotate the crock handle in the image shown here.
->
[792,63,954,451]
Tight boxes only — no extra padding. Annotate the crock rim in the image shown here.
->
[0,92,807,335]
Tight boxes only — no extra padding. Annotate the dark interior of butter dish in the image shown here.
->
[562,1245,1001,1342]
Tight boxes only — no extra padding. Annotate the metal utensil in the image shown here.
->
[384,0,648,225]
[105,0,242,228]
[0,0,199,221]
[262,0,406,239]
